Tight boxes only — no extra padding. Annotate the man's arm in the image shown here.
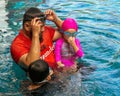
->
[53,16,63,29]
[45,9,63,28]
[45,9,63,41]
[19,35,40,68]
[18,18,42,68]
[52,17,63,41]
[52,30,62,41]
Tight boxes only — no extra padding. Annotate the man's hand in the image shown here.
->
[31,17,43,37]
[45,9,58,22]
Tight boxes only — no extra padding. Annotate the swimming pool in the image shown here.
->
[0,0,120,96]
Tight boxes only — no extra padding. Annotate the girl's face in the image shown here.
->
[63,29,77,40]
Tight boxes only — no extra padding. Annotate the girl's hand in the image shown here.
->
[67,37,76,46]
[57,62,65,68]
[67,36,79,52]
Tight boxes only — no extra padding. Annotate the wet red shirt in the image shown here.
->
[10,26,57,69]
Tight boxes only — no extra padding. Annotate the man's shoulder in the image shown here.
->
[45,25,53,28]
[11,30,28,46]
[45,25,55,31]
[44,25,56,39]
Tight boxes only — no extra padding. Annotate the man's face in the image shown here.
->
[26,18,45,40]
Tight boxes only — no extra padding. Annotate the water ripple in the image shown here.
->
[0,0,120,96]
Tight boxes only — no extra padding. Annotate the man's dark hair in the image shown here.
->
[23,7,45,41]
[28,59,49,83]
[23,7,45,24]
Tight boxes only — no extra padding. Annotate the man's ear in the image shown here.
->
[24,22,31,31]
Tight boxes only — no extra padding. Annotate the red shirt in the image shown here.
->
[10,26,57,69]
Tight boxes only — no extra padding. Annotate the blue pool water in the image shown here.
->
[0,0,120,96]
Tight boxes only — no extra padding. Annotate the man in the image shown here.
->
[10,7,63,71]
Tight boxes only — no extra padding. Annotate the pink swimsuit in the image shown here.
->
[55,38,84,67]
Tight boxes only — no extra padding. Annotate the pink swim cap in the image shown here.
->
[62,18,78,32]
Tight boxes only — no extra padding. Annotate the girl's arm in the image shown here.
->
[68,37,84,58]
[54,38,64,67]
[54,38,62,62]
[75,38,84,57]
